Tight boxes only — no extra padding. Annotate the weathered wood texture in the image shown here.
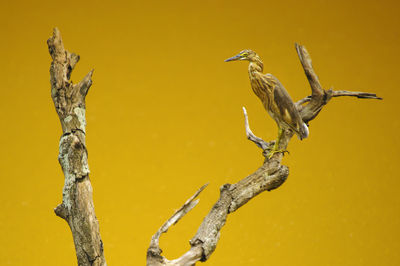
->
[48,28,106,266]
[147,43,381,266]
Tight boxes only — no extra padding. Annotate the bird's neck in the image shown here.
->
[247,55,267,105]
[248,56,264,76]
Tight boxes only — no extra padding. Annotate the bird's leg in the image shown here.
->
[267,127,288,159]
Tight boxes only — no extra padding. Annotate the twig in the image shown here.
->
[332,90,382,99]
[242,107,270,151]
[296,89,382,106]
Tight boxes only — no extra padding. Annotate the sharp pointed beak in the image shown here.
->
[224,54,242,62]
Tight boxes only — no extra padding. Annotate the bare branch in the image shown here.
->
[296,89,382,106]
[148,184,208,256]
[147,43,381,266]
[242,107,270,151]
[331,89,382,99]
[295,42,328,122]
[77,69,94,97]
[147,122,288,265]
[48,28,106,266]
[167,246,204,266]
[147,108,288,265]
[294,43,322,94]
[295,96,312,106]
[295,43,382,123]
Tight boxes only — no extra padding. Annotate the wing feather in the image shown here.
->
[261,74,308,139]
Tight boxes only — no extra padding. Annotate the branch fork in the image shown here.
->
[48,28,106,266]
[146,43,381,265]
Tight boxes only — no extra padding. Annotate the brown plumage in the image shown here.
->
[225,49,308,157]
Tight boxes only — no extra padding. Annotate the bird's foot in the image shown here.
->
[266,149,289,159]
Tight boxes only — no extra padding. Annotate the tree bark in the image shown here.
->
[146,43,381,266]
[47,28,381,265]
[48,28,106,266]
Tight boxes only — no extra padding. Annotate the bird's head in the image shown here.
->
[224,49,257,62]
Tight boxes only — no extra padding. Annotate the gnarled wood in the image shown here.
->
[147,43,381,265]
[48,28,106,266]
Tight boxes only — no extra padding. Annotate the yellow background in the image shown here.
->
[0,0,398,265]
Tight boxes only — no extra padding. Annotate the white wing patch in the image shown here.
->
[302,123,309,139]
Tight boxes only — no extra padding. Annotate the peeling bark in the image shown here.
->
[146,43,381,265]
[48,28,106,266]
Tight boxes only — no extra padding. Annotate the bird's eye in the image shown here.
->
[241,52,248,57]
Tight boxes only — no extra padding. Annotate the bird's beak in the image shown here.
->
[224,54,242,62]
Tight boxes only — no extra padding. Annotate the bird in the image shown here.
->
[225,49,309,158]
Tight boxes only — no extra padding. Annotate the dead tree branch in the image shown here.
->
[242,107,271,151]
[296,89,382,106]
[147,185,208,266]
[48,28,106,266]
[147,43,382,265]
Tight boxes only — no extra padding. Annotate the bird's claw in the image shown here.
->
[266,149,289,159]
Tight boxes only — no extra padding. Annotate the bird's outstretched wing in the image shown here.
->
[261,74,309,139]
